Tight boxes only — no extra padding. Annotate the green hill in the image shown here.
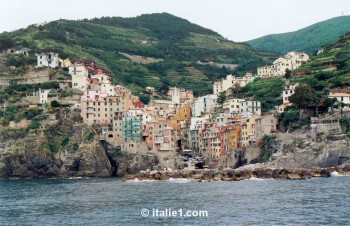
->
[0,13,275,96]
[293,31,350,86]
[232,32,350,112]
[247,16,350,54]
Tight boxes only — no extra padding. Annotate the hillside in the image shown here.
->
[247,16,350,54]
[232,32,350,113]
[0,13,275,96]
[292,32,350,87]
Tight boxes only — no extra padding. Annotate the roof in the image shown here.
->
[329,93,350,97]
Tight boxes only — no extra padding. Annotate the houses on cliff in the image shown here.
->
[3,49,313,167]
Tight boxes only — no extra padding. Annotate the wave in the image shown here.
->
[246,177,274,181]
[125,178,193,183]
[168,178,192,183]
[330,171,349,177]
[125,178,157,183]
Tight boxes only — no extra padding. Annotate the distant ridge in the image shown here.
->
[247,16,350,54]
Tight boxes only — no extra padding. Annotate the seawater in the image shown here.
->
[0,176,349,225]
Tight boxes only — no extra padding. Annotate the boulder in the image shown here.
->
[213,174,222,181]
[287,172,302,180]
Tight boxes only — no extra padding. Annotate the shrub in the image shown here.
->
[51,100,61,108]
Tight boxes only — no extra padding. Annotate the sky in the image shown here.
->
[0,0,349,42]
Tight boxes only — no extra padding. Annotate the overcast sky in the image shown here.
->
[0,0,349,42]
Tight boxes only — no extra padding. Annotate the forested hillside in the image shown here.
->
[0,13,275,95]
[247,16,350,54]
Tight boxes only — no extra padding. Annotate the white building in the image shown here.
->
[70,64,90,91]
[223,98,244,114]
[167,87,193,104]
[240,99,262,116]
[222,98,261,116]
[329,93,350,105]
[257,52,309,77]
[91,74,115,96]
[192,94,217,117]
[278,83,298,113]
[282,83,298,104]
[213,73,256,94]
[39,89,50,104]
[36,52,59,68]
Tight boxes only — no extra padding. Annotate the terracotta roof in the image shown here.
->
[329,93,350,97]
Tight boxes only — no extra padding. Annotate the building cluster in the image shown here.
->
[213,73,256,95]
[257,51,309,77]
[29,52,281,167]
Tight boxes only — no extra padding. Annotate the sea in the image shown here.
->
[0,175,349,225]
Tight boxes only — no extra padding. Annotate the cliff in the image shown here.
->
[0,110,160,179]
[0,114,112,178]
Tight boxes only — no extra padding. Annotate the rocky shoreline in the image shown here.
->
[123,164,350,182]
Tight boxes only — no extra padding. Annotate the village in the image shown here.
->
[1,49,350,169]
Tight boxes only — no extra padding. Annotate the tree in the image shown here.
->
[28,119,41,130]
[232,83,242,93]
[217,92,226,104]
[284,68,292,79]
[324,98,338,112]
[51,100,61,108]
[289,84,319,110]
[0,36,14,51]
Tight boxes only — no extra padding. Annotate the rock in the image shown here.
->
[222,176,234,181]
[287,172,302,180]
[160,173,169,181]
[191,173,204,180]
[213,174,222,181]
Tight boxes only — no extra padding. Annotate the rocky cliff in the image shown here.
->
[0,110,113,178]
[0,110,160,179]
[268,134,350,169]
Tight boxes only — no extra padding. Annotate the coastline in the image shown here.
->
[122,163,350,182]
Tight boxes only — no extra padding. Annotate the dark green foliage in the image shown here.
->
[0,36,13,51]
[28,119,41,130]
[5,55,25,67]
[51,100,61,108]
[72,143,79,151]
[217,92,226,104]
[278,107,300,130]
[340,117,350,137]
[233,77,284,111]
[139,93,151,104]
[289,84,320,109]
[0,128,27,142]
[61,137,69,147]
[25,107,43,120]
[87,131,94,141]
[248,16,350,54]
[284,68,292,79]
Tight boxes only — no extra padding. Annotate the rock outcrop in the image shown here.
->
[123,163,350,182]
[0,112,113,178]
[268,136,350,169]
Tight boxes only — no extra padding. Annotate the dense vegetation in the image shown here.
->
[231,32,350,114]
[247,16,350,54]
[0,13,275,96]
[231,77,284,111]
